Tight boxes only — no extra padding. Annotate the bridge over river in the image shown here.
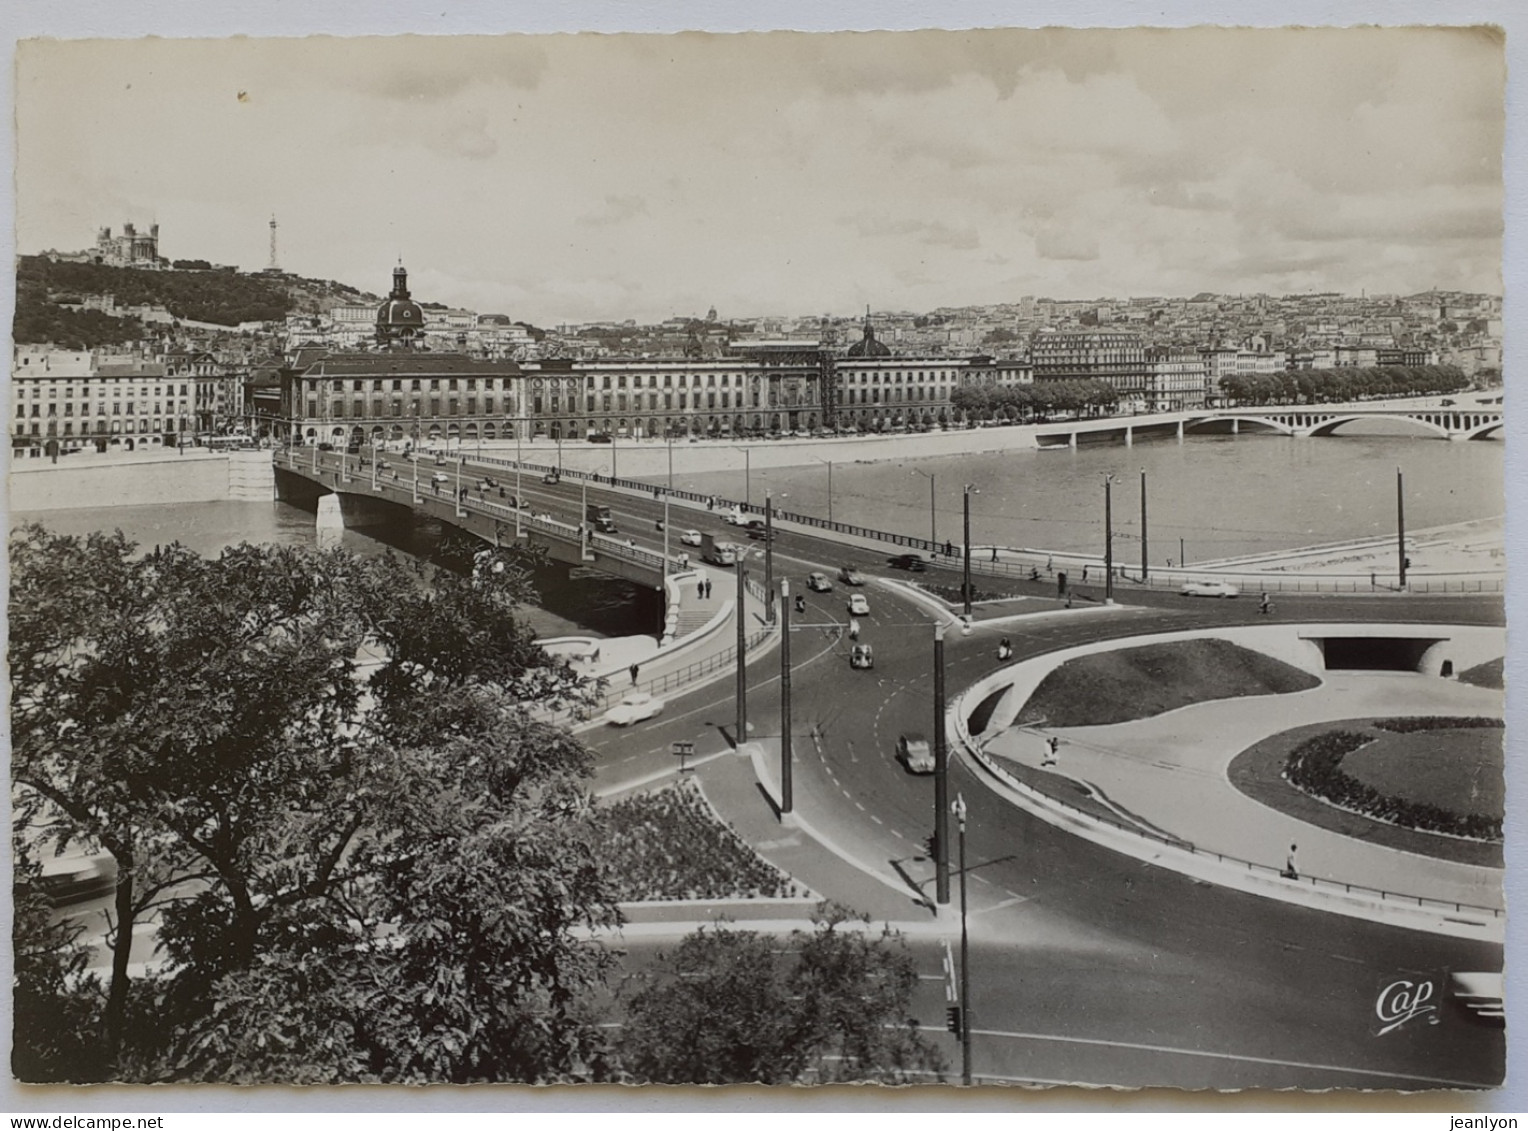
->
[1037,405,1503,448]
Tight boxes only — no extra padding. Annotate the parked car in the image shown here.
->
[806,571,833,593]
[847,593,870,616]
[680,529,704,547]
[588,433,613,444]
[604,690,666,726]
[889,553,928,572]
[850,643,874,670]
[1180,579,1240,598]
[543,471,561,485]
[838,565,866,586]
[897,732,935,775]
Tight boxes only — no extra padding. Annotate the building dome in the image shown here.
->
[845,315,892,359]
[376,263,424,346]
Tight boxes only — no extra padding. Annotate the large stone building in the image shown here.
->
[11,346,198,456]
[93,221,162,268]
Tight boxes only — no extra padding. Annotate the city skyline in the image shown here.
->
[15,27,1504,327]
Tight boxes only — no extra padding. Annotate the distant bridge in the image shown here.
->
[273,450,669,587]
[1036,405,1504,448]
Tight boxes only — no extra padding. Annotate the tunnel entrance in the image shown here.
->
[1320,636,1441,672]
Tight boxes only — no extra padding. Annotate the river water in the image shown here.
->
[721,427,1504,565]
[12,427,1502,633]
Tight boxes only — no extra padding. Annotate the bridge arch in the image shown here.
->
[1182,415,1297,437]
[1305,414,1448,439]
[1463,420,1504,441]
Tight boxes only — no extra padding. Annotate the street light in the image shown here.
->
[1140,468,1149,584]
[813,456,834,526]
[730,445,752,507]
[933,622,951,907]
[1397,466,1408,588]
[780,577,793,817]
[734,545,755,746]
[952,792,972,1086]
[962,484,978,617]
[1103,474,1117,603]
[909,467,937,550]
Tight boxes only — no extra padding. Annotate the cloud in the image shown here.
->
[843,214,979,250]
[577,195,649,228]
[1034,226,1099,262]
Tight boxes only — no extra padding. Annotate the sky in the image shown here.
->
[13,25,1507,327]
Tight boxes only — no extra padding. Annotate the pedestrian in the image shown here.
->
[990,547,998,563]
[629,663,640,687]
[1065,592,1074,609]
[1282,843,1299,880]
[1259,591,1271,615]
[698,579,706,599]
[795,594,806,614]
[848,617,860,641]
[705,579,712,599]
[499,486,506,499]
[1043,736,1060,767]
[1082,565,1089,583]
[1030,566,1040,582]
[945,540,954,557]
[1046,555,1053,575]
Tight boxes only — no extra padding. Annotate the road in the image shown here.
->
[294,450,1509,1087]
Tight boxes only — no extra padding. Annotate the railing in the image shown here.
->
[280,448,1504,595]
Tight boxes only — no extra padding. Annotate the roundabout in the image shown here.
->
[954,621,1505,941]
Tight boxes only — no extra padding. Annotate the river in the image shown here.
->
[12,427,1502,633]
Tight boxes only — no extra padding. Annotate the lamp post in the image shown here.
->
[667,428,674,491]
[780,578,793,817]
[735,548,750,746]
[814,457,834,525]
[962,484,976,616]
[1396,466,1407,588]
[952,792,972,1086]
[1104,474,1116,603]
[933,622,951,907]
[764,494,776,624]
[455,453,465,518]
[910,468,936,549]
[663,495,671,573]
[1140,468,1148,583]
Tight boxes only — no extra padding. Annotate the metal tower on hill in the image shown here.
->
[268,214,279,271]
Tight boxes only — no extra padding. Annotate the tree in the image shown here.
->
[9,527,618,1082]
[616,908,944,1084]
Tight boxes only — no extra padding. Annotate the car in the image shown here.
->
[847,593,870,616]
[680,529,704,547]
[889,553,928,572]
[317,442,335,452]
[543,471,561,485]
[838,566,866,586]
[34,845,118,907]
[1180,579,1240,598]
[897,732,935,775]
[587,432,613,444]
[723,507,748,526]
[850,643,874,670]
[1440,398,1456,406]
[431,472,450,485]
[604,690,666,726]
[806,571,833,593]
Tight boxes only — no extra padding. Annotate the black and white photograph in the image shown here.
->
[4,2,1518,1112]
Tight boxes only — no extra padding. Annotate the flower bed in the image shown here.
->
[1282,722,1502,842]
[592,779,808,902]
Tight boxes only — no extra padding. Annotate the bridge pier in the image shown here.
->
[1069,431,1077,450]
[1124,426,1133,448]
[1177,420,1184,441]
[1231,419,1239,435]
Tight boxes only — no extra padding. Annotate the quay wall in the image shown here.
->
[9,449,274,511]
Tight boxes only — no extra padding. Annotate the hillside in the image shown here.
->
[14,256,381,343]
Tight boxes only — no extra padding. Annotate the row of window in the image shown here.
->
[15,418,183,437]
[21,383,194,398]
[18,401,189,417]
[301,388,827,421]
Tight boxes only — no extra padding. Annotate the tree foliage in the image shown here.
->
[9,525,618,1083]
[950,378,1118,423]
[616,908,944,1085]
[18,255,292,330]
[1219,365,1468,406]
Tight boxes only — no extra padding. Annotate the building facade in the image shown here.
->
[93,222,161,268]
[1031,330,1151,405]
[11,347,196,455]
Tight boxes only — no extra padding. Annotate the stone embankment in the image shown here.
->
[10,448,274,511]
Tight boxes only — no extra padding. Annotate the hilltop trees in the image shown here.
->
[10,526,617,1083]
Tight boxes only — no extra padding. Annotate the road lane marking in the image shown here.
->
[969,1029,1494,1089]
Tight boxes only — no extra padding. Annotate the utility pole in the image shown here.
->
[735,554,748,746]
[934,623,951,906]
[1140,468,1148,583]
[780,579,793,817]
[765,495,775,624]
[1397,466,1407,588]
[1104,475,1115,603]
[962,485,975,616]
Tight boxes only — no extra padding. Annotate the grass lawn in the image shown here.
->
[1458,656,1504,689]
[1340,728,1504,820]
[1015,638,1320,727]
[1227,720,1504,867]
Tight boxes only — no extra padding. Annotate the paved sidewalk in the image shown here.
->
[981,673,1504,911]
